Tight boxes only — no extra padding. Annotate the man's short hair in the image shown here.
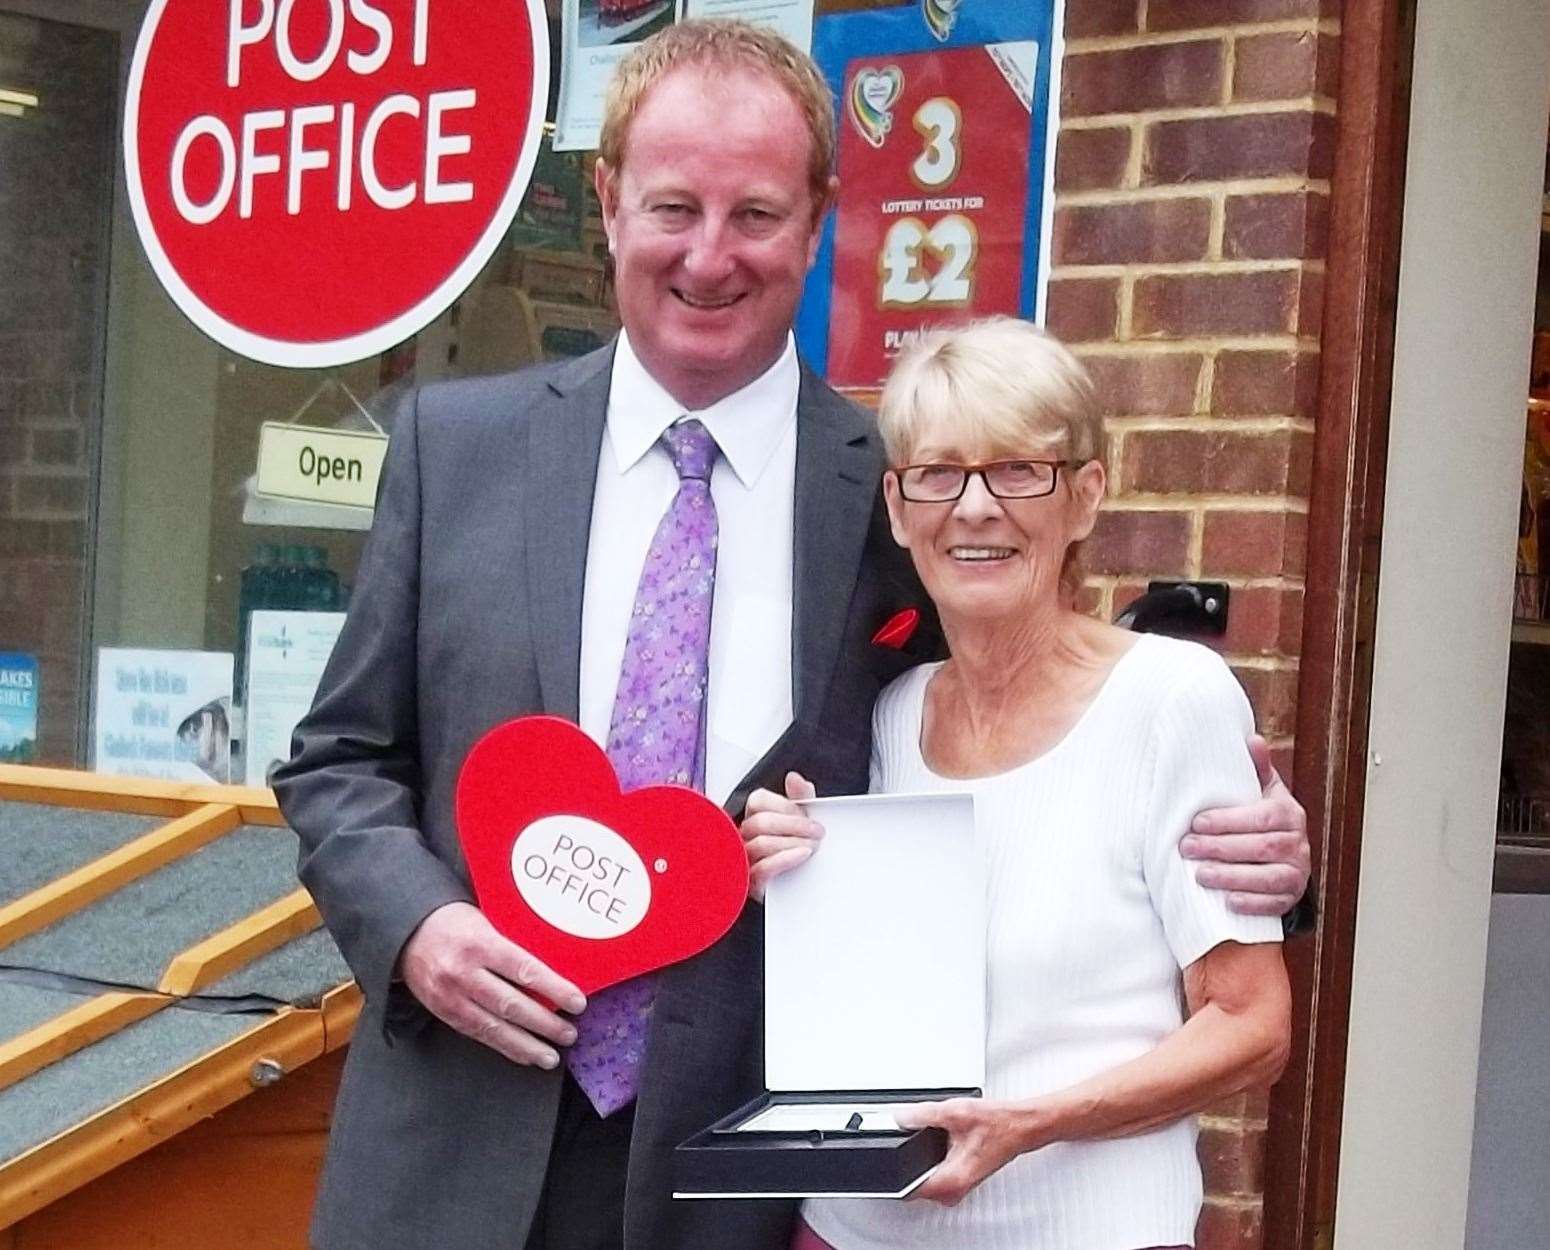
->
[598,19,836,213]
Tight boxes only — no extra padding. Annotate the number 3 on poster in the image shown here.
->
[827,43,1035,388]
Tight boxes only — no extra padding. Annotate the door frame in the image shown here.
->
[1265,0,1550,1244]
[1262,1,1417,1245]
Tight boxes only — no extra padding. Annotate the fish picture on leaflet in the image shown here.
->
[175,697,232,783]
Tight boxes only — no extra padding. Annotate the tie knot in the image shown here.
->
[662,419,717,482]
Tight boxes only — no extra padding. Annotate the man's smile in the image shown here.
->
[671,288,746,310]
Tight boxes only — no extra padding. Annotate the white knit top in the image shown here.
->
[802,633,1284,1250]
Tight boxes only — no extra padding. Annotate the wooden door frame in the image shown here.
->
[1261,1,1418,1247]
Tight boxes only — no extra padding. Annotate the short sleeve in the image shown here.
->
[1141,647,1285,969]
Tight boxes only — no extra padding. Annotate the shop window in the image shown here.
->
[0,6,618,784]
[0,0,971,786]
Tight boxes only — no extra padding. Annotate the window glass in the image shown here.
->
[0,5,618,779]
[6,0,874,780]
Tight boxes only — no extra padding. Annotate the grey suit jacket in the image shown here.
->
[273,343,940,1250]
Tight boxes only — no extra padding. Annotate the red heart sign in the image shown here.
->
[455,716,749,995]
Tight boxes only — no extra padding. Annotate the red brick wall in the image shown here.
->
[1049,2,1337,1246]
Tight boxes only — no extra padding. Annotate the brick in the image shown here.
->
[0,425,25,467]
[1203,509,1308,576]
[1199,1121,1267,1196]
[1233,30,1339,101]
[1224,191,1329,261]
[22,331,71,384]
[15,475,86,516]
[1221,584,1303,656]
[1062,41,1224,118]
[1206,1089,1272,1120]
[47,595,83,648]
[1212,350,1320,418]
[29,427,81,467]
[37,560,87,608]
[0,607,39,646]
[1054,126,1133,191]
[1079,352,1203,416]
[1132,270,1300,338]
[1231,664,1299,737]
[20,380,71,423]
[38,520,85,559]
[1267,743,1296,784]
[1053,197,1212,265]
[33,733,78,769]
[1122,428,1311,495]
[1149,0,1334,30]
[1279,584,1304,653]
[1084,509,1192,576]
[1196,1199,1264,1250]
[1297,266,1324,337]
[1072,581,1105,617]
[1144,111,1336,184]
[1065,0,1141,37]
[1046,278,1120,342]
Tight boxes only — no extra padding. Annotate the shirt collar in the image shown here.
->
[605,329,799,489]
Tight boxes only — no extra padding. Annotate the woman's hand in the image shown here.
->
[739,771,821,901]
[894,1097,1046,1205]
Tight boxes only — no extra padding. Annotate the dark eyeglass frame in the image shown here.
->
[890,458,1085,503]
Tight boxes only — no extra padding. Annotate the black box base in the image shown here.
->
[673,1089,979,1199]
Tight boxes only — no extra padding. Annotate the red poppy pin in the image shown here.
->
[872,608,920,650]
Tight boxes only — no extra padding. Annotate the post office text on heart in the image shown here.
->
[510,814,652,939]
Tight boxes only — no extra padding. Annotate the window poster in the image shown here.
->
[681,0,814,52]
[555,0,681,151]
[509,139,588,251]
[0,652,38,764]
[797,0,1059,387]
[95,649,235,784]
[244,610,347,788]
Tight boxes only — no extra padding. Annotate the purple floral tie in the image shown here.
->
[566,419,720,1116]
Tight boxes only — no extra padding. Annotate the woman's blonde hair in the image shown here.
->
[878,318,1106,598]
[876,318,1104,469]
[597,20,836,216]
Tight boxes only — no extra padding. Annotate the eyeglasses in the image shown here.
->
[891,459,1082,503]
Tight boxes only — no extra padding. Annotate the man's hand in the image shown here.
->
[1182,734,1311,916]
[398,902,587,1068]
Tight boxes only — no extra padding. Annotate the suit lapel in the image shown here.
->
[790,367,881,725]
[523,345,615,721]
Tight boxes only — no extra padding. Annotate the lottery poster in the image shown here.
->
[798,0,1059,386]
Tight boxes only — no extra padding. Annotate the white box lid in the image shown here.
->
[764,791,986,1094]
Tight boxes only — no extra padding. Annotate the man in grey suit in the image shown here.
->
[274,21,1310,1250]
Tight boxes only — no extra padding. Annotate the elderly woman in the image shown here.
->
[742,318,1291,1250]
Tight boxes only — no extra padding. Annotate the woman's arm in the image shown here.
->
[899,939,1290,1205]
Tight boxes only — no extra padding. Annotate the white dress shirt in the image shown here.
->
[578,330,798,806]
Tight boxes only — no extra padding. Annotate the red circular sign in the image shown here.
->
[125,0,548,368]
